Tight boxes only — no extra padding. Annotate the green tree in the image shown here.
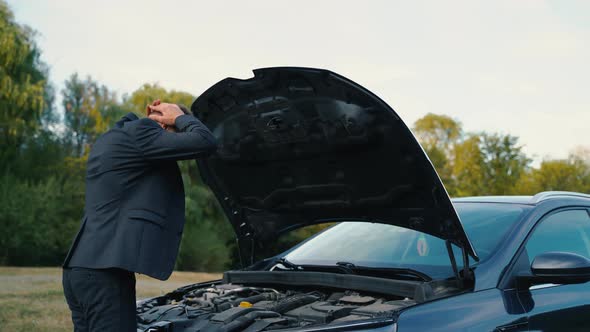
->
[0,173,83,265]
[453,133,530,196]
[0,1,82,266]
[0,0,52,170]
[62,73,125,157]
[452,135,486,196]
[516,156,590,194]
[413,113,462,150]
[479,133,530,194]
[413,114,462,193]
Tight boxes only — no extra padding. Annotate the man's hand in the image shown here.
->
[148,103,185,126]
[146,99,161,118]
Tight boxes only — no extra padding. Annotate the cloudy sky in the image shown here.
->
[7,0,589,162]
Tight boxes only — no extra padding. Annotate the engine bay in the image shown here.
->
[136,282,414,332]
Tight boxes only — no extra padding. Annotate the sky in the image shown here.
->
[7,0,590,163]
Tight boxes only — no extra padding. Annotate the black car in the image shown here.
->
[136,67,590,332]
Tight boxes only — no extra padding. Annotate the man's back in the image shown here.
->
[64,111,217,280]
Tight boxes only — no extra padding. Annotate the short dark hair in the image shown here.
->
[178,104,191,115]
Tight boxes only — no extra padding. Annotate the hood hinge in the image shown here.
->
[234,209,257,267]
[236,236,256,268]
[445,240,473,287]
[445,240,461,284]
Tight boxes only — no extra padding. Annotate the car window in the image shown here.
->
[455,203,528,260]
[525,210,590,262]
[284,203,528,279]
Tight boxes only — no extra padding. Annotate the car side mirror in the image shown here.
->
[529,251,590,285]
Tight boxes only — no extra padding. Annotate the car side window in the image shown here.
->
[525,209,590,262]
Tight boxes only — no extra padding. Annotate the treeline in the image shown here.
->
[1,1,589,271]
[412,114,590,196]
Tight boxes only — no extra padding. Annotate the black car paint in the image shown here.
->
[190,67,477,261]
[530,251,590,280]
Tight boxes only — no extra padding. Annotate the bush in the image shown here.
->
[0,174,83,265]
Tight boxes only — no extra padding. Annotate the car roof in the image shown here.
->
[452,191,590,205]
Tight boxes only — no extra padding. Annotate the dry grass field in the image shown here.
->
[0,267,221,332]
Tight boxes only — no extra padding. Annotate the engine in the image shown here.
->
[136,283,416,332]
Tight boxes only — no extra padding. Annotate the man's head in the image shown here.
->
[147,100,191,132]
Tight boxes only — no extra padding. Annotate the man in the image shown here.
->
[62,100,217,331]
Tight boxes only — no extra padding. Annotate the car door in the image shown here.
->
[517,209,590,332]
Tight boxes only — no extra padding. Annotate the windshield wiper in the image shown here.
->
[271,257,303,271]
[336,261,431,282]
[272,258,431,282]
[273,258,354,274]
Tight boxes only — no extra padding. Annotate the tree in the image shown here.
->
[452,135,486,196]
[516,156,590,194]
[413,113,462,152]
[62,73,125,157]
[413,114,463,193]
[479,133,530,194]
[0,172,83,265]
[0,1,52,171]
[453,133,530,196]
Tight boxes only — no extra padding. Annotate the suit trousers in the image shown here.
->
[62,267,136,332]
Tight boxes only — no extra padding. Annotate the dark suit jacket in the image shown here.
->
[63,112,217,280]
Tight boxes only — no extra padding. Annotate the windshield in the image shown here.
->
[284,202,530,279]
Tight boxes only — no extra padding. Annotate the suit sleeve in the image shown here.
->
[134,114,218,161]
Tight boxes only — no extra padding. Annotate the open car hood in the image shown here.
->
[191,67,477,260]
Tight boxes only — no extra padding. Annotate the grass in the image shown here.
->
[0,267,221,332]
